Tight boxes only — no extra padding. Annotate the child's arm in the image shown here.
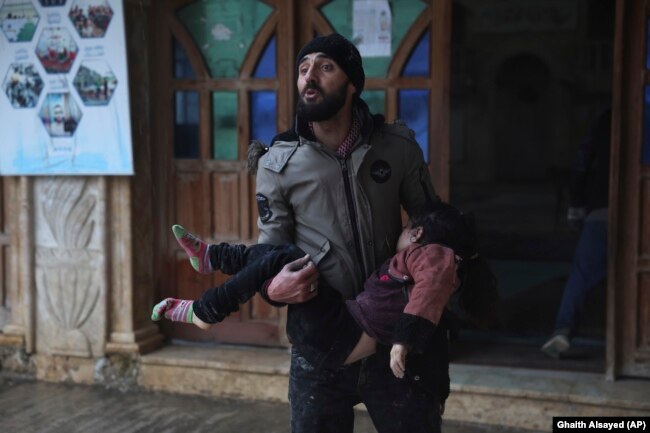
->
[390,343,409,378]
[151,298,213,330]
[394,244,459,352]
[343,335,410,378]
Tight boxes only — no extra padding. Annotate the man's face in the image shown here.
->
[296,52,354,122]
[53,105,64,123]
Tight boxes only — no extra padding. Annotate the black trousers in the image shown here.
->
[192,243,304,323]
[289,344,442,433]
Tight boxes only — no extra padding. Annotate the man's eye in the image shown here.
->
[321,63,333,71]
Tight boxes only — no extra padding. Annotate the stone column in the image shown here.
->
[105,0,162,355]
[105,178,163,355]
[0,177,34,357]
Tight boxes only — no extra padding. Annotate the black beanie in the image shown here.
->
[296,33,365,97]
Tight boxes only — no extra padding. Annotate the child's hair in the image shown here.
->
[409,201,499,328]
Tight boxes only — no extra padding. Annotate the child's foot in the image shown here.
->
[151,297,194,323]
[172,225,214,274]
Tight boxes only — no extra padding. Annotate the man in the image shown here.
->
[541,108,610,359]
[49,104,67,136]
[255,34,443,433]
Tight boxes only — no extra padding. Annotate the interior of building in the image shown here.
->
[447,0,613,373]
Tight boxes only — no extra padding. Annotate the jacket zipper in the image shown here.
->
[340,158,367,283]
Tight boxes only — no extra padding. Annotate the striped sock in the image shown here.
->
[172,225,214,274]
[151,298,194,323]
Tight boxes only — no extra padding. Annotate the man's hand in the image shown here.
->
[266,254,319,304]
[567,206,587,229]
[390,343,409,378]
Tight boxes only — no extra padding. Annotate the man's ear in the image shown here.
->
[347,81,357,98]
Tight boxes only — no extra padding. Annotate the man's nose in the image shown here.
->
[303,65,318,82]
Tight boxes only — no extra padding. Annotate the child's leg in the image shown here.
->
[172,225,215,274]
[151,298,193,323]
[151,297,212,330]
[286,287,365,370]
[344,333,377,364]
[211,242,284,275]
[173,224,282,275]
[193,244,305,323]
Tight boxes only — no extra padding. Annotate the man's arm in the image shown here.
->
[568,108,611,225]
[264,255,319,304]
[256,164,294,246]
[399,139,439,216]
[255,162,319,304]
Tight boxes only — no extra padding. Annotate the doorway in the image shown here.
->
[448,0,614,373]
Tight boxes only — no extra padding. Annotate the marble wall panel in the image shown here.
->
[34,177,106,357]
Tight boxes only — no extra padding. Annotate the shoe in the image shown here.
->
[541,333,571,359]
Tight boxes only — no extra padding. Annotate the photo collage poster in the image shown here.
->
[0,0,133,175]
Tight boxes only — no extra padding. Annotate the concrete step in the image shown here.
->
[140,344,650,432]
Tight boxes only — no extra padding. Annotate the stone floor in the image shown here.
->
[0,373,534,433]
[138,343,650,432]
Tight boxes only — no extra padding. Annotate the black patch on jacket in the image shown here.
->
[370,160,391,183]
[256,193,272,223]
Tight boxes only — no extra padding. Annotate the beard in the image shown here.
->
[296,81,348,122]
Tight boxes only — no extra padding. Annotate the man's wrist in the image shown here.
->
[260,277,287,307]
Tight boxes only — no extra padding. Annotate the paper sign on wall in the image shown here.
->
[353,0,391,58]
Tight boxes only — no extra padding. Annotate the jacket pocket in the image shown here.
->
[296,232,331,266]
[311,237,330,265]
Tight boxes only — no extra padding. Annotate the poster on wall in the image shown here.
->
[352,0,391,58]
[0,0,133,175]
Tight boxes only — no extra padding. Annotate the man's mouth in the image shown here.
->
[303,87,322,99]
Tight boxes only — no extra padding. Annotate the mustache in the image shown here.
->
[302,83,323,96]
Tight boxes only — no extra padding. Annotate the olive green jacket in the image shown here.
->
[256,102,438,299]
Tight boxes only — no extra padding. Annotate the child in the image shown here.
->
[152,202,498,382]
